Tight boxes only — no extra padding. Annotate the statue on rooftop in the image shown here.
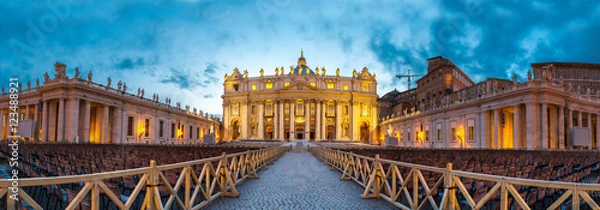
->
[527,70,532,82]
[336,68,340,77]
[315,67,320,75]
[36,78,40,87]
[243,70,248,78]
[322,67,326,76]
[74,67,80,79]
[44,72,50,82]
[512,73,518,85]
[275,67,279,76]
[117,80,122,91]
[260,68,264,77]
[122,83,127,93]
[107,77,112,88]
[87,71,93,83]
[141,89,144,98]
[352,69,357,78]
[27,81,30,90]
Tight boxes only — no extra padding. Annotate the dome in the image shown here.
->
[291,50,316,75]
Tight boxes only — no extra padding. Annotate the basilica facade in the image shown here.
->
[221,51,379,143]
[379,56,600,150]
[0,62,220,144]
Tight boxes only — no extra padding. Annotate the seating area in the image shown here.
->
[330,147,600,209]
[0,141,268,209]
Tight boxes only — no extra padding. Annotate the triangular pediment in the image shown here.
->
[278,81,320,91]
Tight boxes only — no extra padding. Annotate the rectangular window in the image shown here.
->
[127,116,134,136]
[284,82,290,87]
[468,126,474,141]
[171,123,175,138]
[310,82,316,87]
[144,119,150,137]
[265,83,273,89]
[425,130,429,141]
[343,84,349,90]
[437,129,441,141]
[251,84,257,90]
[451,128,456,140]
[362,83,369,91]
[197,127,200,139]
[189,125,193,139]
[159,120,164,137]
[407,131,411,142]
[327,83,334,89]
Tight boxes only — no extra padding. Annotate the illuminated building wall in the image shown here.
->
[221,51,379,143]
[380,57,600,150]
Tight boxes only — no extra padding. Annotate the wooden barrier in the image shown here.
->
[0,146,289,210]
[310,147,600,210]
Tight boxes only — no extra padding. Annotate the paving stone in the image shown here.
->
[204,150,396,209]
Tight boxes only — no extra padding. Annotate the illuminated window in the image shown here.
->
[361,104,369,116]
[310,82,316,87]
[437,129,441,141]
[362,83,369,91]
[327,83,334,89]
[266,83,273,89]
[451,128,456,140]
[285,103,290,114]
[310,103,315,115]
[284,82,290,87]
[343,84,349,90]
[251,84,257,90]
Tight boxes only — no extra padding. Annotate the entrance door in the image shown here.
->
[265,125,273,140]
[360,122,369,142]
[296,125,304,139]
[327,125,334,140]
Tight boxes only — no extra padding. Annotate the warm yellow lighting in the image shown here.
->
[456,125,464,142]
[284,82,290,87]
[176,129,183,138]
[251,84,257,90]
[417,131,424,142]
[138,124,145,137]
[343,84,349,90]
[266,83,273,89]
[310,82,316,87]
[327,83,334,89]
[362,83,369,91]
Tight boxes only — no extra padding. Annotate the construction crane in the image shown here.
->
[395,69,422,90]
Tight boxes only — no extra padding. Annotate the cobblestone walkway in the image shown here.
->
[204,150,396,210]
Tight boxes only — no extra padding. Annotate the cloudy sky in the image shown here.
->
[2,0,599,116]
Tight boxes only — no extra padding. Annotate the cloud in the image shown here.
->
[116,58,145,69]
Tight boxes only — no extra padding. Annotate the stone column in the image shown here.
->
[240,102,248,140]
[541,103,548,149]
[479,110,487,148]
[596,113,600,150]
[525,103,539,149]
[258,102,264,139]
[289,101,295,140]
[567,109,573,147]
[41,101,48,141]
[513,105,521,149]
[315,100,321,140]
[493,109,499,149]
[558,106,565,149]
[321,101,327,140]
[335,101,341,140]
[57,98,65,142]
[113,107,122,144]
[33,103,39,140]
[25,105,30,120]
[273,101,278,140]
[587,112,592,148]
[0,109,5,139]
[548,106,558,149]
[102,105,110,143]
[83,100,91,143]
[65,98,80,143]
[279,101,284,140]
[304,100,310,140]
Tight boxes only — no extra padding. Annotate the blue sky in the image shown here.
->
[2,0,599,116]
